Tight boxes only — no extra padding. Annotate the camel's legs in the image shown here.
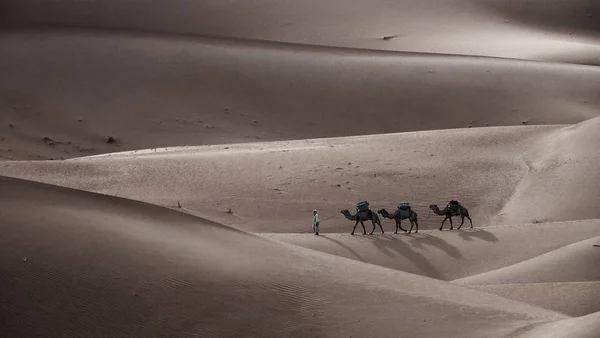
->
[464,210,473,228]
[458,216,465,229]
[377,221,384,234]
[394,221,399,234]
[351,221,359,235]
[449,217,454,230]
[409,220,419,233]
[398,219,407,233]
[361,222,367,235]
[440,216,449,231]
[370,221,376,235]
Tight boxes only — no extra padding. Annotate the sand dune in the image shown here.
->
[2,1,599,63]
[2,120,599,230]
[493,117,600,225]
[454,236,600,285]
[1,176,570,337]
[2,1,600,336]
[467,282,600,317]
[516,311,600,338]
[1,28,598,160]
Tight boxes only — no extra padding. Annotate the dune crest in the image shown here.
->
[2,0,599,62]
[453,236,600,285]
[516,311,600,338]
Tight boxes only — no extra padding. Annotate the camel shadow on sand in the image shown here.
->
[360,234,458,280]
[320,235,367,263]
[318,228,499,280]
[456,228,499,243]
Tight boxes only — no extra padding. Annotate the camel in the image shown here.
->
[340,209,384,235]
[377,208,419,234]
[429,204,473,230]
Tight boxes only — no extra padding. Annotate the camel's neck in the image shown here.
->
[381,209,394,218]
[343,211,356,220]
[432,207,445,215]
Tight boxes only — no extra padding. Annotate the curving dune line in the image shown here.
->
[493,117,600,225]
[453,236,600,285]
[516,311,600,338]
[0,176,570,337]
[467,282,600,317]
[2,0,599,62]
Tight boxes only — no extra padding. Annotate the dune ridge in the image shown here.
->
[466,282,600,317]
[453,236,600,285]
[515,311,600,338]
[2,0,599,63]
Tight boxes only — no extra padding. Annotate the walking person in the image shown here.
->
[313,209,320,235]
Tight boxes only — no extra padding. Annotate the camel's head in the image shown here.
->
[429,204,438,210]
[340,209,349,214]
[377,209,385,214]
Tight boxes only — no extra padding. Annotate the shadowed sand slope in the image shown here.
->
[516,311,600,338]
[261,221,600,281]
[467,282,600,317]
[0,176,568,337]
[1,29,598,160]
[454,236,600,285]
[2,1,599,62]
[2,120,599,231]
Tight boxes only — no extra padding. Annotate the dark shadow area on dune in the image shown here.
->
[405,233,463,259]
[457,228,499,243]
[360,234,445,280]
[320,235,367,263]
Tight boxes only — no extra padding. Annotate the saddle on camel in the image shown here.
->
[447,200,462,215]
[397,201,413,219]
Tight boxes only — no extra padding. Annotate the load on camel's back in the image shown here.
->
[447,200,462,216]
[397,201,412,219]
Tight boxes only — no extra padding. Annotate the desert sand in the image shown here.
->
[1,1,599,337]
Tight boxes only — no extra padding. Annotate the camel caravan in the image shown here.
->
[340,200,473,235]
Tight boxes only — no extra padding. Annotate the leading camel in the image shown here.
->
[340,209,384,235]
[377,208,419,234]
[429,204,473,230]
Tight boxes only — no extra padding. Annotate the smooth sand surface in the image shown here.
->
[1,176,569,338]
[516,311,600,338]
[454,236,600,285]
[3,1,599,62]
[467,282,600,317]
